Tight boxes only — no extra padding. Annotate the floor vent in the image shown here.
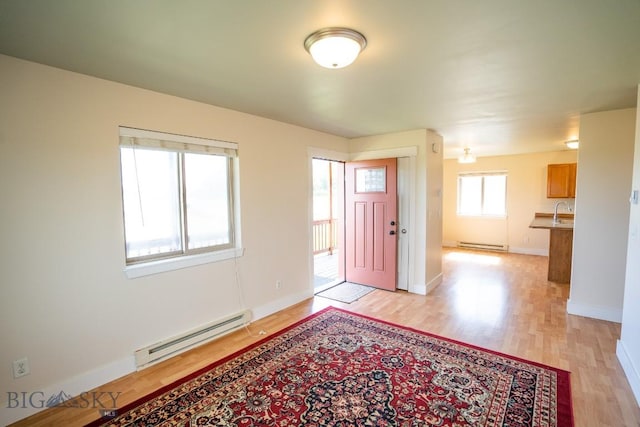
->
[457,241,509,252]
[134,309,251,369]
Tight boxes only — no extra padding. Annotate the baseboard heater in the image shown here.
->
[457,241,509,252]
[134,309,251,369]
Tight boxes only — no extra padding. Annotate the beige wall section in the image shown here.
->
[0,54,348,422]
[568,108,636,322]
[348,129,443,294]
[443,150,578,255]
[426,132,444,291]
[618,87,640,405]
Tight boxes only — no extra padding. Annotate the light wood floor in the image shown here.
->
[12,248,640,426]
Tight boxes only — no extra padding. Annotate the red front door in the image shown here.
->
[345,158,397,291]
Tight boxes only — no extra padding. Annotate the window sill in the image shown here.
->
[124,247,244,279]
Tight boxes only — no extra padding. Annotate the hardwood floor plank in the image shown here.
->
[9,248,640,426]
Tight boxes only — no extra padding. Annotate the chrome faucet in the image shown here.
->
[553,201,567,224]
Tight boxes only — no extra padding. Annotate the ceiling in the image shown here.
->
[1,1,639,159]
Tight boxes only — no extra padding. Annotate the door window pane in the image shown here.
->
[356,167,386,193]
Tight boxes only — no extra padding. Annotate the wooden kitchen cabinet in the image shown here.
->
[547,163,577,198]
[548,228,573,283]
[529,213,575,283]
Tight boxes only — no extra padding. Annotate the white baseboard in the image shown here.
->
[409,273,443,296]
[425,273,443,294]
[0,356,135,426]
[616,340,640,406]
[1,289,314,426]
[508,246,549,256]
[410,283,426,295]
[566,299,623,323]
[251,288,314,322]
[443,242,548,257]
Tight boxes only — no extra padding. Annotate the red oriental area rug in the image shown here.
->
[87,307,573,426]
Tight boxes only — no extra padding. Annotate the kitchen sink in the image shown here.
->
[553,219,574,225]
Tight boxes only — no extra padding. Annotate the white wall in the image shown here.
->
[348,129,444,294]
[618,87,640,405]
[443,151,578,255]
[568,108,636,322]
[0,54,348,424]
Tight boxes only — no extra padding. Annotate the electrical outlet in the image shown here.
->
[13,357,30,378]
[275,280,281,290]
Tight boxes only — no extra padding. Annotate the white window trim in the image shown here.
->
[119,126,238,152]
[118,126,243,277]
[124,247,245,279]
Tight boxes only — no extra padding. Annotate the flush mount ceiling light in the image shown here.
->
[458,147,477,164]
[565,140,579,149]
[304,27,367,69]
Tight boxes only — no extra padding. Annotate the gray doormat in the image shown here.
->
[315,282,376,303]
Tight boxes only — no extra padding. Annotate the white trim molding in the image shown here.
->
[617,340,640,405]
[0,357,135,426]
[566,299,623,323]
[251,289,314,322]
[307,147,350,162]
[508,246,549,256]
[408,272,443,296]
[0,288,313,426]
[124,247,245,279]
[409,282,427,295]
[444,241,548,257]
[349,146,418,161]
[425,272,444,294]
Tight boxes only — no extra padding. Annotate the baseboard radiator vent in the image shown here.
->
[134,309,251,369]
[457,241,509,252]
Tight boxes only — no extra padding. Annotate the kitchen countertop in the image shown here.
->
[529,213,574,230]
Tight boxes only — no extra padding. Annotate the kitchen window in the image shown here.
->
[119,127,241,277]
[457,171,507,217]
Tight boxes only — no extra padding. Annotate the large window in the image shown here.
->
[119,127,238,266]
[457,172,507,217]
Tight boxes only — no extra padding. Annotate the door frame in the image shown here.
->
[308,146,418,293]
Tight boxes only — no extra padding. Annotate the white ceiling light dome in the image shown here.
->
[565,140,579,149]
[458,147,477,164]
[304,27,367,69]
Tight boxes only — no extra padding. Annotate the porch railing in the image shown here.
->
[313,219,338,255]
